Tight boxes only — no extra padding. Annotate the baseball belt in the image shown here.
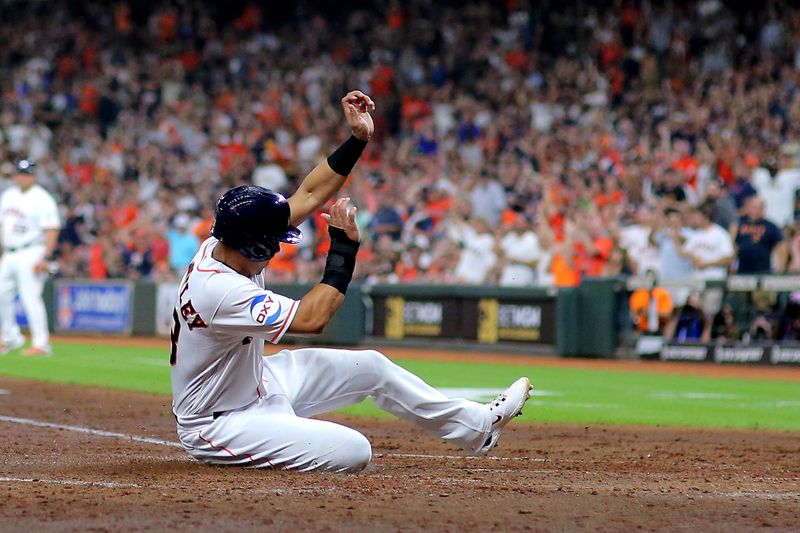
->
[4,241,39,253]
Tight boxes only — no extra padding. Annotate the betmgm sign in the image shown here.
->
[386,298,445,338]
[371,293,557,346]
[477,300,553,344]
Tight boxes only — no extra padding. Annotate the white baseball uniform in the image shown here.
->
[171,238,492,472]
[0,182,60,350]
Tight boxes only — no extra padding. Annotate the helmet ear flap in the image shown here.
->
[239,238,280,262]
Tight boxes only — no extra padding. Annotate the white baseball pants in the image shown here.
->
[0,244,50,349]
[176,348,492,472]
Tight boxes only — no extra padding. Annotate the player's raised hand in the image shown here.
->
[322,197,360,242]
[341,91,375,141]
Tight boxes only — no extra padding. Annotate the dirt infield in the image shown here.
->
[1,377,798,532]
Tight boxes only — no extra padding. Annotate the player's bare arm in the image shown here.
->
[287,91,374,226]
[32,228,59,273]
[289,198,359,334]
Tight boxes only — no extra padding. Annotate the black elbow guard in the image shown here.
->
[326,135,367,176]
[321,226,360,294]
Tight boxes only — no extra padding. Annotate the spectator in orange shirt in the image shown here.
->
[551,253,580,287]
[192,207,215,241]
[551,226,581,287]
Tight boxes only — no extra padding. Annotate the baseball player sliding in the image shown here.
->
[170,91,532,472]
[0,159,60,356]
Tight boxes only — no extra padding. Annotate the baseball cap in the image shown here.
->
[15,158,36,175]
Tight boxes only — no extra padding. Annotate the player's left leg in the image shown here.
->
[16,247,50,354]
[265,348,499,454]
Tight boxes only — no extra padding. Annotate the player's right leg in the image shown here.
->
[0,254,24,352]
[264,348,528,455]
[176,395,371,473]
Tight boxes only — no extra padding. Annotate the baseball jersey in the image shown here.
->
[170,237,300,419]
[0,184,60,249]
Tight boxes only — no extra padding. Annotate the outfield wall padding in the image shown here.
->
[33,276,800,364]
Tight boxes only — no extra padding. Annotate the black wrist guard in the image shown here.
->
[321,226,359,294]
[327,135,367,176]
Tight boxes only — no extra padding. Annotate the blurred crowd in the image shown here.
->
[2,0,800,298]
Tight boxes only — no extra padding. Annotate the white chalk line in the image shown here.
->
[364,474,800,499]
[0,476,142,490]
[715,491,800,501]
[374,452,541,462]
[0,414,182,448]
[0,476,338,495]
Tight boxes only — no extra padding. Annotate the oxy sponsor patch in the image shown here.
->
[249,294,282,325]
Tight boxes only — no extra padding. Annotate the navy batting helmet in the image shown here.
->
[212,186,302,262]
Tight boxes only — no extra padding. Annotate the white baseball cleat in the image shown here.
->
[0,337,25,356]
[473,377,532,456]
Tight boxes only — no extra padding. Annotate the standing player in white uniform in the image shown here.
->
[0,159,60,356]
[170,91,532,472]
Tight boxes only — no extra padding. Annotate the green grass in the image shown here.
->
[1,341,799,430]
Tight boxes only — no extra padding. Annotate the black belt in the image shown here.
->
[5,242,38,253]
[213,411,224,420]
